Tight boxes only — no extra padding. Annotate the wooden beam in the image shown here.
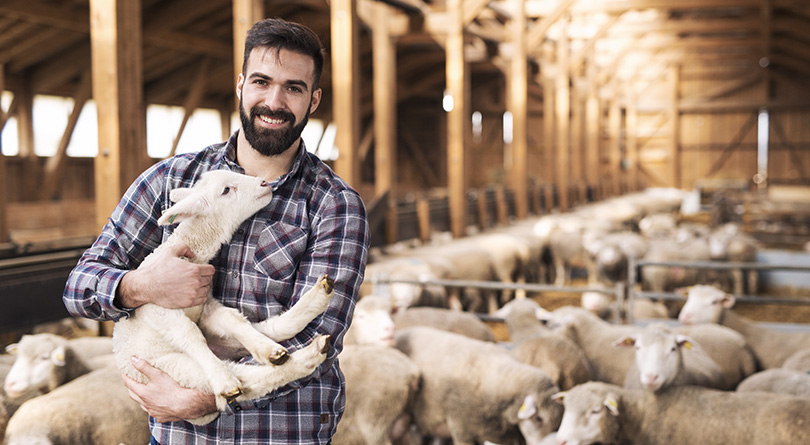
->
[527,0,576,51]
[447,0,468,237]
[372,2,397,198]
[331,0,362,188]
[168,58,211,158]
[508,0,528,218]
[0,64,7,243]
[17,76,37,201]
[626,97,639,191]
[704,111,758,178]
[607,94,621,196]
[585,51,601,191]
[401,130,441,186]
[541,72,555,190]
[555,25,571,211]
[570,15,620,69]
[463,0,491,26]
[90,0,148,232]
[669,65,682,188]
[40,69,92,201]
[233,0,264,111]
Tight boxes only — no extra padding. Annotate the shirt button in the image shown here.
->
[232,271,239,279]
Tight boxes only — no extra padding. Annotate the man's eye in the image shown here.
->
[222,187,231,195]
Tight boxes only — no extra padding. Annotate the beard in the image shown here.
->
[239,97,310,157]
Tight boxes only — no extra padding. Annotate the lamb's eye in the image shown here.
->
[221,187,231,195]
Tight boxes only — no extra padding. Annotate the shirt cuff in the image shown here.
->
[99,268,136,321]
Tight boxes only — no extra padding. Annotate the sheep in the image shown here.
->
[783,348,810,373]
[495,299,593,390]
[707,222,760,294]
[4,366,150,445]
[736,368,810,398]
[343,295,396,347]
[112,170,334,425]
[582,230,648,285]
[394,326,563,445]
[613,322,725,392]
[534,214,614,286]
[360,257,449,311]
[580,291,668,323]
[544,306,756,389]
[554,381,810,445]
[4,334,113,400]
[678,284,810,369]
[333,345,421,445]
[393,306,496,342]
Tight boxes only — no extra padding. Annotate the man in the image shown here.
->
[63,18,369,444]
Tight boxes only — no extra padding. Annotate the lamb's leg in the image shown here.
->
[254,275,335,341]
[200,300,290,365]
[135,304,242,400]
[231,334,331,400]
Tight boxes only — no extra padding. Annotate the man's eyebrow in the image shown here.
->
[247,73,310,91]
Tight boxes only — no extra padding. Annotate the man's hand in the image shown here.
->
[123,356,218,423]
[116,243,215,310]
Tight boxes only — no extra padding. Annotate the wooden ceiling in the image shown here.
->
[2,0,809,123]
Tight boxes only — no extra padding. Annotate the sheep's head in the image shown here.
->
[553,382,621,445]
[158,170,273,227]
[677,285,734,325]
[613,323,696,392]
[4,334,69,398]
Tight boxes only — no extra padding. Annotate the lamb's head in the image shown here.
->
[613,323,696,392]
[514,386,564,444]
[553,382,621,445]
[4,334,70,398]
[346,295,396,347]
[158,170,273,228]
[677,284,734,325]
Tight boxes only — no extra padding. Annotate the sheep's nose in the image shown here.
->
[261,181,270,187]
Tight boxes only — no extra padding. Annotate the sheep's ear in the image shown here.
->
[5,343,17,355]
[612,336,636,348]
[675,334,696,350]
[720,294,736,308]
[158,194,209,226]
[169,187,194,203]
[551,391,566,404]
[604,396,620,416]
[518,394,538,420]
[673,286,691,297]
[50,346,66,367]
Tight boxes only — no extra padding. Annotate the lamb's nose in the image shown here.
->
[261,181,270,187]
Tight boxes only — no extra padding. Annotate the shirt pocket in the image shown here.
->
[254,221,309,282]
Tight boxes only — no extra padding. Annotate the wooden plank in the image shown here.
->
[670,65,682,188]
[508,0,528,218]
[463,0,491,26]
[585,51,601,191]
[555,24,571,211]
[626,98,639,191]
[372,2,397,198]
[16,77,37,201]
[607,96,621,196]
[233,0,263,110]
[39,69,92,201]
[331,0,362,187]
[417,197,430,243]
[527,0,576,52]
[542,73,555,192]
[89,0,148,232]
[446,0,468,237]
[0,64,7,243]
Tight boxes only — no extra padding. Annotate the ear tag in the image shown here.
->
[684,342,692,350]
[606,399,618,410]
[168,214,178,224]
[519,403,528,414]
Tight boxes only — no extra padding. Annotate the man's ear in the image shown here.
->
[309,88,322,114]
[236,73,244,99]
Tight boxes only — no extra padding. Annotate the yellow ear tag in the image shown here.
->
[684,342,692,350]
[519,403,528,413]
[606,399,618,410]
[54,351,65,363]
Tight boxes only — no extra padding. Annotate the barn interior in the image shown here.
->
[1,1,809,337]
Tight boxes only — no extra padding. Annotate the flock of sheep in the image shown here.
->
[0,186,808,444]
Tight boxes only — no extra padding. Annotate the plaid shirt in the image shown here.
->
[63,133,369,444]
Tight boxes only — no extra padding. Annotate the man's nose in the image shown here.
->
[263,86,286,109]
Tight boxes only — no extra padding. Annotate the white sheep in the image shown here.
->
[553,381,810,445]
[394,326,563,445]
[333,294,422,445]
[613,322,725,392]
[4,366,150,445]
[112,170,334,425]
[736,368,810,398]
[580,291,668,323]
[333,345,421,445]
[393,306,496,342]
[678,284,810,369]
[4,334,113,400]
[496,299,593,390]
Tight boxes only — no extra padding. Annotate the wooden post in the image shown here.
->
[626,97,639,191]
[386,199,399,246]
[477,188,488,230]
[331,0,361,188]
[555,23,570,211]
[446,0,468,238]
[233,0,264,105]
[90,0,148,232]
[541,72,555,208]
[0,64,7,243]
[417,197,431,243]
[670,65,682,189]
[16,78,36,202]
[495,187,508,225]
[608,95,621,197]
[508,0,528,219]
[372,3,397,198]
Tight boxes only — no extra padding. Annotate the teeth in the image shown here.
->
[259,115,284,124]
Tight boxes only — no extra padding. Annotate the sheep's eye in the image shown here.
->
[590,407,602,415]
[221,187,231,195]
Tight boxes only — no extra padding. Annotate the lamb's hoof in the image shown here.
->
[321,275,334,294]
[269,349,290,365]
[319,335,332,354]
[223,387,242,402]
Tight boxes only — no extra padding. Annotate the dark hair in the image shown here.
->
[242,18,326,89]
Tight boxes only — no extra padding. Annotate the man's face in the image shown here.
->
[236,47,322,157]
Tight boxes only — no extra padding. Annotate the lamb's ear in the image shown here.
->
[612,336,636,348]
[169,187,194,203]
[551,391,566,404]
[158,193,209,226]
[675,334,696,350]
[50,346,67,367]
[518,394,538,420]
[5,343,17,355]
[604,395,620,416]
[719,293,736,308]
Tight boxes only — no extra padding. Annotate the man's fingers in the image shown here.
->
[167,242,195,259]
[199,264,215,277]
[130,356,158,378]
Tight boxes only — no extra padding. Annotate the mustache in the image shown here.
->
[251,106,295,123]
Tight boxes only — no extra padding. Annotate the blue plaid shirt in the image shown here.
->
[63,133,369,444]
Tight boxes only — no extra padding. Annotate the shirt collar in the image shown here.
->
[217,131,308,189]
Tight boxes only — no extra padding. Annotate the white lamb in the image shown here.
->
[678,284,810,369]
[613,322,725,392]
[113,170,333,425]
